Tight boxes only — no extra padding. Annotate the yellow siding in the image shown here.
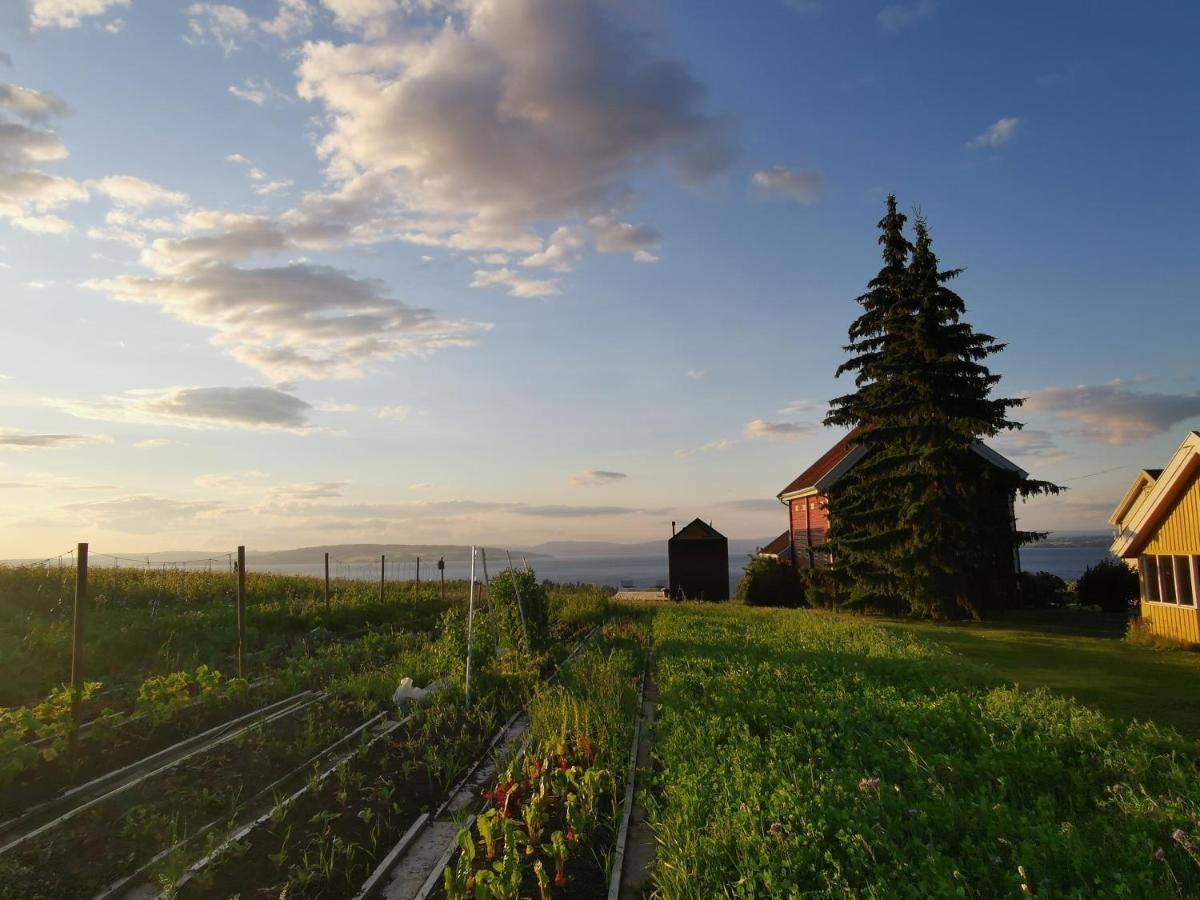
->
[1141,599,1200,644]
[1144,474,1200,554]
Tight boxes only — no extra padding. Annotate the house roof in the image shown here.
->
[1107,468,1163,528]
[777,427,1027,500]
[777,428,867,498]
[1111,433,1200,558]
[759,531,791,556]
[670,518,727,541]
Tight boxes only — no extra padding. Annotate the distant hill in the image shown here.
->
[247,544,546,564]
[1035,530,1114,548]
[521,537,778,559]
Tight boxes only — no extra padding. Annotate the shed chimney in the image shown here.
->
[671,520,676,536]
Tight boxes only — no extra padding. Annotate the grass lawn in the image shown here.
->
[873,609,1200,739]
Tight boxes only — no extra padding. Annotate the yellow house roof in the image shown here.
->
[1111,431,1200,559]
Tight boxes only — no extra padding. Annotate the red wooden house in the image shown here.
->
[773,428,1027,571]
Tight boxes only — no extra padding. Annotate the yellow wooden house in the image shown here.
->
[1110,432,1200,643]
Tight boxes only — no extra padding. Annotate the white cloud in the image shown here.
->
[253,179,293,196]
[87,175,188,207]
[12,214,73,234]
[133,438,173,448]
[0,429,113,449]
[376,404,410,420]
[877,0,937,33]
[0,83,68,121]
[743,418,809,441]
[408,481,434,490]
[295,0,731,281]
[1024,380,1200,447]
[186,0,314,52]
[0,82,88,224]
[30,0,131,29]
[967,116,1020,150]
[686,369,706,380]
[62,494,220,533]
[569,469,628,487]
[470,267,561,299]
[228,78,289,106]
[752,166,822,203]
[47,385,319,431]
[778,399,825,417]
[86,260,479,381]
[102,17,125,32]
[674,438,735,460]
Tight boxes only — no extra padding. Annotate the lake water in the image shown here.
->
[247,545,1112,592]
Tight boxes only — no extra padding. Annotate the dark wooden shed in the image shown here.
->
[668,518,730,601]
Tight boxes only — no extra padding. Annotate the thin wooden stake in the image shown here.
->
[70,543,88,745]
[416,555,420,586]
[439,557,445,604]
[236,546,246,678]
[465,547,476,706]
[380,554,386,603]
[324,552,330,614]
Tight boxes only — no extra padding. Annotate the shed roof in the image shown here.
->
[670,518,727,541]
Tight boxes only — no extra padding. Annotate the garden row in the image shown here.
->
[644,604,1200,898]
[0,570,615,899]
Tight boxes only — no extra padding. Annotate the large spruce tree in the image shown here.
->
[822,197,1060,618]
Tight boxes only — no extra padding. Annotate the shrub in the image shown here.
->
[489,567,550,652]
[735,556,805,608]
[547,588,610,629]
[1018,570,1069,607]
[1076,557,1139,613]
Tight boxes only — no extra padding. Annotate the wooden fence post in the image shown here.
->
[70,542,88,742]
[324,552,330,613]
[416,556,420,586]
[439,557,445,604]
[236,546,246,678]
[380,554,385,603]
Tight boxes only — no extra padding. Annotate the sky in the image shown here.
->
[0,0,1197,557]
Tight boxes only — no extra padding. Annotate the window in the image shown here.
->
[1162,556,1177,603]
[1143,556,1160,602]
[1178,556,1196,607]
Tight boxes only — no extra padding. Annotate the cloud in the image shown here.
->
[1024,380,1200,447]
[87,175,188,207]
[376,405,410,420]
[674,438,735,460]
[30,0,131,29]
[47,385,318,431]
[0,429,113,449]
[713,497,783,513]
[877,0,937,32]
[183,0,313,52]
[751,166,822,203]
[228,78,290,106]
[0,82,88,224]
[743,418,810,441]
[569,469,628,487]
[513,504,642,519]
[990,428,1070,465]
[470,268,561,298]
[686,369,706,380]
[12,213,73,234]
[0,473,116,490]
[777,399,825,418]
[85,261,479,381]
[0,83,68,121]
[409,481,434,490]
[62,494,220,533]
[133,438,173,448]
[295,0,732,280]
[967,116,1020,150]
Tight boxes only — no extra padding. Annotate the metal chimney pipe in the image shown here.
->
[671,521,676,536]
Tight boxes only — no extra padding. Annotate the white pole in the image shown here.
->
[465,546,476,706]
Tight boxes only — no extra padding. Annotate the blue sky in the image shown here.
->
[0,0,1197,556]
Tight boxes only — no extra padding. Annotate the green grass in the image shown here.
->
[870,609,1200,739]
[646,604,1200,898]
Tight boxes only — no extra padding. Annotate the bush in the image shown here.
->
[1018,570,1069,607]
[489,567,551,652]
[735,556,806,608]
[1076,557,1139,613]
[548,587,611,629]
